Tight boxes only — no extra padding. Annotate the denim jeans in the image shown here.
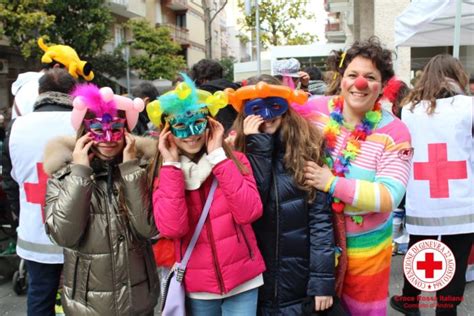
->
[186,288,259,316]
[25,260,62,316]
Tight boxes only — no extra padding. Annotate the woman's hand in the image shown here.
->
[72,133,94,167]
[314,296,333,311]
[158,124,179,163]
[243,115,264,135]
[304,161,334,192]
[123,132,137,162]
[206,117,224,153]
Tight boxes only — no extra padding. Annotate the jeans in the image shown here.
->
[186,288,259,316]
[25,260,62,316]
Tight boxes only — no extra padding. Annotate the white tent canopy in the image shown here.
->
[395,0,474,52]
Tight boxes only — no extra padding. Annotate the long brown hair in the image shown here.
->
[232,107,324,201]
[147,133,248,189]
[403,54,469,114]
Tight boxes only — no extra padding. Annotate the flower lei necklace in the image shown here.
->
[323,96,382,215]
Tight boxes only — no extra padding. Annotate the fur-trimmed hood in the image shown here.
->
[33,91,72,111]
[43,135,157,176]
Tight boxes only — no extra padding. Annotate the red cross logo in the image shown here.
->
[24,163,49,223]
[413,143,467,198]
[417,252,443,278]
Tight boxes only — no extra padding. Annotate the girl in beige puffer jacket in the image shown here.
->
[44,84,159,316]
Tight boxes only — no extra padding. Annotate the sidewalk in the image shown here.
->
[0,256,472,315]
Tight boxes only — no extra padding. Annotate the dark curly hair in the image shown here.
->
[190,59,223,86]
[325,36,394,95]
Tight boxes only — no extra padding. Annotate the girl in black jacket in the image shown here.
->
[227,77,335,315]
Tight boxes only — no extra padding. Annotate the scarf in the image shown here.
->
[180,154,213,190]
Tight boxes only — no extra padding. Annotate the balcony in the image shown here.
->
[325,22,346,43]
[159,23,190,47]
[325,0,350,13]
[164,0,188,11]
[107,0,142,18]
[110,0,127,5]
[325,22,341,32]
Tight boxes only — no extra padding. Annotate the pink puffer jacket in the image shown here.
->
[153,152,266,294]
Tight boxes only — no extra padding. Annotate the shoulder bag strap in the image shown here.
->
[178,178,218,274]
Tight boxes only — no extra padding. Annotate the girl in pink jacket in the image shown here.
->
[149,74,266,315]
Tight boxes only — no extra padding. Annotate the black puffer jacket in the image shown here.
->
[246,133,335,315]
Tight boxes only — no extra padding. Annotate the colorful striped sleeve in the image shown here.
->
[333,120,412,212]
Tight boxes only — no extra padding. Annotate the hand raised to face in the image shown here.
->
[123,132,137,163]
[243,115,264,135]
[205,117,224,154]
[72,133,95,167]
[158,124,179,163]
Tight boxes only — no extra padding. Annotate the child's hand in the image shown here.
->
[243,115,263,135]
[314,296,333,311]
[72,133,94,167]
[206,117,224,154]
[225,130,237,148]
[123,132,137,162]
[158,124,179,163]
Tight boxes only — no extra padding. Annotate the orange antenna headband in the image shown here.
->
[224,82,308,112]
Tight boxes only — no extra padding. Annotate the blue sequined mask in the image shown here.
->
[166,109,208,138]
[243,97,289,120]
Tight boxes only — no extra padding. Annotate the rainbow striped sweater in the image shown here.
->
[309,96,412,315]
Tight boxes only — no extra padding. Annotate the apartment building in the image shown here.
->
[324,0,411,83]
[0,0,228,109]
[108,0,227,67]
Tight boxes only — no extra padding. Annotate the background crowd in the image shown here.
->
[0,34,472,316]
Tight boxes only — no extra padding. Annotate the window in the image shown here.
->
[114,25,125,48]
[176,14,186,28]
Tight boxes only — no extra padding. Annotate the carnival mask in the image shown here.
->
[166,109,208,139]
[84,115,126,143]
[244,97,289,120]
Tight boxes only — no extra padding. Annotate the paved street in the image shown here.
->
[0,255,472,315]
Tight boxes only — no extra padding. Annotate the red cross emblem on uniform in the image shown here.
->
[413,143,467,198]
[24,162,49,223]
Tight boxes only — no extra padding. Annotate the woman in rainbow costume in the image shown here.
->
[304,37,412,315]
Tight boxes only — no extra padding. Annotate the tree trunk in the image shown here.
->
[203,0,212,58]
[203,0,228,59]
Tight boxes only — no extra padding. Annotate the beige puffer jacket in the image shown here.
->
[43,136,159,316]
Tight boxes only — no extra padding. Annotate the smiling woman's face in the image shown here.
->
[172,134,206,159]
[93,137,125,160]
[340,56,383,116]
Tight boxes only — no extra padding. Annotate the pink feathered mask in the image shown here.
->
[71,84,144,131]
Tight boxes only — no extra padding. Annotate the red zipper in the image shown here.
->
[206,219,225,293]
[238,226,254,259]
[199,181,225,294]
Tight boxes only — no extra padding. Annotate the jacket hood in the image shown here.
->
[34,91,73,111]
[43,135,157,176]
[11,71,44,95]
[199,79,241,94]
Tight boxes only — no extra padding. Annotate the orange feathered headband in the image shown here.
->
[224,82,308,112]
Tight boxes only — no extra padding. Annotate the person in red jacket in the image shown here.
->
[148,73,266,315]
